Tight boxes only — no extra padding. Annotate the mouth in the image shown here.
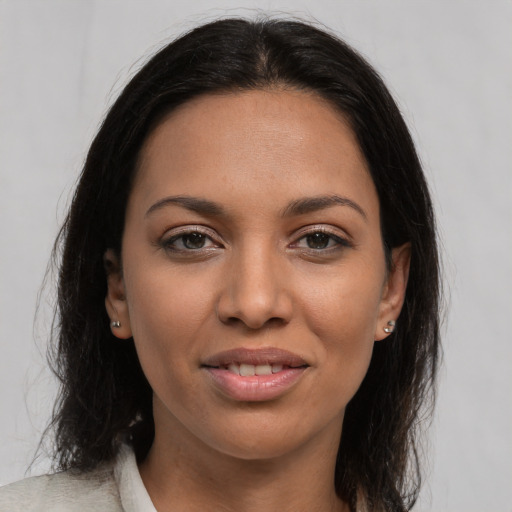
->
[202,347,308,369]
[205,362,304,376]
[201,348,309,402]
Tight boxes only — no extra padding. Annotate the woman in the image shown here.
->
[0,17,440,512]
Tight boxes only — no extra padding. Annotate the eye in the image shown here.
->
[177,232,210,250]
[301,232,336,250]
[161,228,220,252]
[292,228,351,252]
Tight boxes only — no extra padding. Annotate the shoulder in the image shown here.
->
[0,462,123,512]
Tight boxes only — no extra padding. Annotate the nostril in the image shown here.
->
[222,315,288,330]
[266,317,289,327]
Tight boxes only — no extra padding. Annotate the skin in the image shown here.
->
[105,89,410,512]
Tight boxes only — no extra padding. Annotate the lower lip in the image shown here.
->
[204,367,307,402]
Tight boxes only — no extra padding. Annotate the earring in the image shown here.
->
[383,320,395,333]
[111,320,121,328]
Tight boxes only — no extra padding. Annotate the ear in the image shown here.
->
[374,243,411,341]
[104,249,132,339]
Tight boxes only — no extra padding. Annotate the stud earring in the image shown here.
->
[111,320,121,328]
[383,320,395,333]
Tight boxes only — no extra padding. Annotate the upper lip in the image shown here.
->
[202,347,308,368]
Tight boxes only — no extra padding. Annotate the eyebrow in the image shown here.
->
[145,194,367,221]
[281,195,367,221]
[145,196,225,217]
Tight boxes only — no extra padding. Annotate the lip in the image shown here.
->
[202,347,308,367]
[202,347,309,402]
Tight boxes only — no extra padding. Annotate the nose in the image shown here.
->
[216,243,293,330]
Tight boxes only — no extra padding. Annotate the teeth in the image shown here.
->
[225,363,285,376]
[228,363,240,375]
[255,364,272,375]
[239,364,255,376]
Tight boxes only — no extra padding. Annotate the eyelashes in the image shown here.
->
[159,225,352,257]
[165,231,219,251]
[160,226,221,254]
[290,228,352,251]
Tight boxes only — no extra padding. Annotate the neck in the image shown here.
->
[139,411,348,512]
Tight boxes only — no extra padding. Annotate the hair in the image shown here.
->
[47,17,441,512]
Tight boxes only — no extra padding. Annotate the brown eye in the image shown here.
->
[292,229,351,252]
[182,232,207,249]
[162,229,219,252]
[305,233,331,249]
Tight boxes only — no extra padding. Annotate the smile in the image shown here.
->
[220,362,286,376]
[202,348,309,402]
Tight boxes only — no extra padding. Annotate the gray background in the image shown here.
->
[1,1,511,511]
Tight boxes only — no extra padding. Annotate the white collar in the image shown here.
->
[114,444,157,512]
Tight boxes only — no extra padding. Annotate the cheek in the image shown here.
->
[126,264,214,343]
[125,284,210,434]
[297,266,383,397]
[123,267,216,398]
[299,265,384,343]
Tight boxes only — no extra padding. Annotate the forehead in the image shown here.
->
[132,89,378,219]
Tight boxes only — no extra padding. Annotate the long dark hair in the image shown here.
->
[48,17,441,512]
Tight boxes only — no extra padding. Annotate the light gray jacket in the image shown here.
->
[0,445,155,512]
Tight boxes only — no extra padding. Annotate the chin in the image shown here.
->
[201,410,343,463]
[211,432,308,462]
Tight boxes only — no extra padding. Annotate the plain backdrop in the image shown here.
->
[1,1,511,511]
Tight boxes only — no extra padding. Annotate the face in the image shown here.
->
[106,89,409,461]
